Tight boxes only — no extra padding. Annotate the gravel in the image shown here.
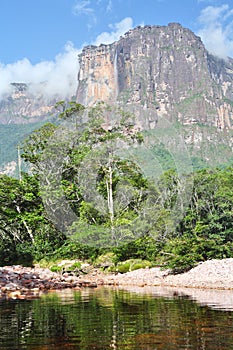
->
[1,258,233,300]
[105,258,233,290]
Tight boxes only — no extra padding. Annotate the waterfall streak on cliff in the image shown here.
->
[114,51,119,98]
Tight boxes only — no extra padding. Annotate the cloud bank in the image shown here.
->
[4,3,233,104]
[0,17,133,101]
[197,4,233,58]
[0,42,80,100]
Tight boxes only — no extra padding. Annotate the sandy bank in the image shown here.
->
[1,258,233,300]
[102,258,233,290]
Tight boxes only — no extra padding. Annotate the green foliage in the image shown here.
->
[51,241,99,261]
[151,143,176,171]
[2,100,233,274]
[55,101,85,120]
[159,235,233,273]
[160,166,233,272]
[50,265,63,273]
[111,165,233,273]
[115,259,152,273]
[0,239,18,266]
[0,121,45,174]
[21,122,57,166]
[0,172,66,264]
[49,261,81,273]
[94,252,116,268]
[69,261,82,270]
[0,239,34,267]
[117,261,131,273]
[113,236,162,262]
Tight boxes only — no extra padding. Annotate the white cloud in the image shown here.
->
[197,4,233,58]
[0,42,80,100]
[93,17,133,46]
[73,0,96,28]
[73,0,94,16]
[0,17,133,101]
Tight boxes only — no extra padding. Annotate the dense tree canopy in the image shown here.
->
[1,101,233,271]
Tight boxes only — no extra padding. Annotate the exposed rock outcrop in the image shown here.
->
[76,23,233,130]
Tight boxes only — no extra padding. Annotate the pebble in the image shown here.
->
[109,258,233,290]
[0,265,106,300]
[1,258,233,300]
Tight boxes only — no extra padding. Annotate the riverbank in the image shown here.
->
[1,258,233,299]
[107,258,233,289]
[0,265,100,300]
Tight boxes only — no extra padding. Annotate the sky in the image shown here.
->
[0,0,233,99]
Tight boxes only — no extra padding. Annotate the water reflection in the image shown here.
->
[119,285,233,311]
[0,287,233,349]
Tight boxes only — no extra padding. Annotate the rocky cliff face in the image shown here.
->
[76,23,233,130]
[0,83,58,124]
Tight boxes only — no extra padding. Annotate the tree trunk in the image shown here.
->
[106,159,115,241]
[16,205,35,243]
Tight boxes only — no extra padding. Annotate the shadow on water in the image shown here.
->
[0,286,233,349]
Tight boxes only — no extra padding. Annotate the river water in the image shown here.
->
[1,286,233,349]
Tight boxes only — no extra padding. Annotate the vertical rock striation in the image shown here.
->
[76,23,233,130]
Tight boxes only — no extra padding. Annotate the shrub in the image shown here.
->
[94,252,117,269]
[113,236,161,263]
[0,239,18,266]
[52,240,99,261]
[116,259,152,273]
[117,261,131,273]
[158,235,233,273]
[50,265,63,273]
[69,261,82,270]
[131,260,152,271]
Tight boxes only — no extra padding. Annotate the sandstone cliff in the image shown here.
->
[76,23,233,130]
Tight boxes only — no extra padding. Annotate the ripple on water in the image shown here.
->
[0,287,233,349]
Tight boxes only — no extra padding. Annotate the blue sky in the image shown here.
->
[0,0,233,98]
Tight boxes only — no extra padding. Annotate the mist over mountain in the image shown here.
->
[1,21,233,175]
[0,42,79,101]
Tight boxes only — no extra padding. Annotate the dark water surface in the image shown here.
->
[1,287,233,349]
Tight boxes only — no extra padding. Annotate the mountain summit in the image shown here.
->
[76,23,233,130]
[1,23,233,175]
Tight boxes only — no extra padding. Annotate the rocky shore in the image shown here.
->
[108,258,233,289]
[1,258,233,300]
[0,265,104,300]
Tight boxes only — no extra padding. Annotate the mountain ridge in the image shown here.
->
[1,22,233,175]
[76,22,233,130]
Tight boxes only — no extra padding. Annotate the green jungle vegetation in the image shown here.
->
[0,121,45,173]
[1,101,233,273]
[1,114,233,177]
